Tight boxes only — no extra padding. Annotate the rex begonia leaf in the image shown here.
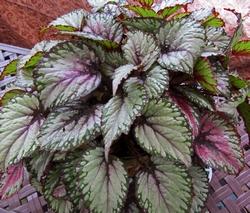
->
[30,151,53,181]
[135,98,192,166]
[0,95,44,170]
[0,59,19,80]
[158,18,205,74]
[0,88,25,107]
[232,40,250,55]
[152,0,193,12]
[136,157,191,213]
[194,112,244,174]
[81,13,123,43]
[0,162,24,199]
[112,64,136,95]
[102,78,147,158]
[188,166,209,213]
[122,17,163,33]
[37,41,101,109]
[144,65,169,99]
[158,5,182,18]
[122,31,160,71]
[137,0,154,7]
[79,147,128,213]
[177,87,214,111]
[48,9,87,31]
[194,57,217,93]
[202,27,230,57]
[44,167,73,213]
[126,6,158,18]
[39,105,102,151]
[16,40,62,88]
[171,95,200,138]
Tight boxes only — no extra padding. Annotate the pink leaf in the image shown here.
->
[0,162,24,199]
[194,113,244,174]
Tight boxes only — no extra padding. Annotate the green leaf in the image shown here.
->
[144,65,169,99]
[136,157,192,213]
[202,15,224,28]
[48,9,87,31]
[0,95,44,170]
[194,58,217,93]
[158,5,181,18]
[238,101,250,135]
[37,41,101,109]
[126,6,158,18]
[112,64,136,95]
[0,89,25,106]
[122,17,163,33]
[135,99,192,166]
[189,166,209,213]
[158,18,205,74]
[229,74,248,89]
[30,151,53,181]
[24,52,43,71]
[44,167,73,213]
[123,31,160,71]
[102,78,147,158]
[177,87,214,111]
[202,27,230,57]
[232,40,250,55]
[0,59,19,80]
[138,0,154,7]
[79,147,128,213]
[39,105,102,151]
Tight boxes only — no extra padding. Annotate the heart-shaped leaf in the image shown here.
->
[136,157,191,212]
[79,147,128,213]
[123,31,160,71]
[0,95,44,170]
[158,18,205,74]
[194,112,244,174]
[37,41,101,109]
[102,78,147,158]
[135,98,192,166]
[39,105,102,151]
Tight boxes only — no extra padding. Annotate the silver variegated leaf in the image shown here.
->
[202,27,230,57]
[135,99,192,166]
[79,147,128,213]
[158,18,205,74]
[37,41,101,109]
[189,166,209,213]
[16,40,62,88]
[102,78,147,158]
[0,95,44,170]
[48,9,87,31]
[30,151,53,181]
[44,167,73,213]
[144,65,169,99]
[136,157,192,213]
[152,0,193,12]
[82,13,123,43]
[122,31,160,71]
[112,64,136,95]
[39,105,102,151]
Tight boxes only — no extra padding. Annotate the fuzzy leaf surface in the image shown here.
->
[79,148,128,213]
[135,99,192,166]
